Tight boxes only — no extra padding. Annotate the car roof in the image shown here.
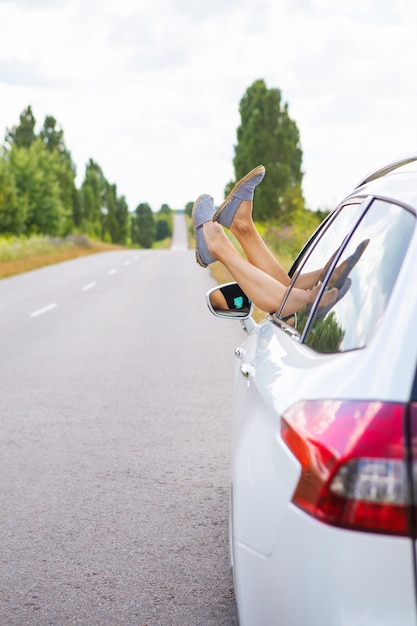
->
[345,152,417,211]
[355,153,417,187]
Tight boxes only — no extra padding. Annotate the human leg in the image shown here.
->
[228,200,292,287]
[193,177,339,316]
[214,167,347,291]
[214,166,291,286]
[202,220,337,316]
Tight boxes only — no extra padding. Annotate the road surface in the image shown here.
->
[0,213,242,625]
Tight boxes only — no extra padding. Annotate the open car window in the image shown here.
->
[276,199,415,353]
[287,201,364,279]
[277,201,366,326]
[304,200,415,353]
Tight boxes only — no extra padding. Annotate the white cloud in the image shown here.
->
[0,0,417,213]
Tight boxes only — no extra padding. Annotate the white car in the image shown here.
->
[207,154,417,626]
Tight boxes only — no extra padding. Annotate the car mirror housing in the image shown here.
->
[206,282,253,320]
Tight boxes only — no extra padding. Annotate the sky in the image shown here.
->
[0,0,417,213]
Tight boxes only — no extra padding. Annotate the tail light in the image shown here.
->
[281,400,412,535]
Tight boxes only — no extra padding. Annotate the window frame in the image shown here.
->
[272,197,372,340]
[273,194,417,354]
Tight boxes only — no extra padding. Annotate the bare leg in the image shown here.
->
[214,167,330,289]
[228,200,291,286]
[204,221,337,316]
[228,199,326,290]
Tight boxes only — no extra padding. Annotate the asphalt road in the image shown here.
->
[0,214,242,626]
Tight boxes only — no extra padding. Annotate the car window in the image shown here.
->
[277,201,367,327]
[287,201,365,279]
[304,200,415,353]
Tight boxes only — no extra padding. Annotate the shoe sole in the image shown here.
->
[192,194,210,267]
[213,164,265,225]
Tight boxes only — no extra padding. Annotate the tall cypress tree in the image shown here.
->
[80,159,108,238]
[5,105,37,149]
[40,115,80,233]
[132,203,155,248]
[232,79,304,221]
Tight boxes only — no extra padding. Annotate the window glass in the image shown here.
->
[304,200,414,353]
[278,202,366,329]
[288,202,365,279]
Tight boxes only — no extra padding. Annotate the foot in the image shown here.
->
[315,277,351,320]
[281,283,338,318]
[330,239,370,289]
[312,284,339,312]
[192,194,216,267]
[213,165,265,229]
[201,220,233,263]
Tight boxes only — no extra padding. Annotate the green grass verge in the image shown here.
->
[0,234,125,279]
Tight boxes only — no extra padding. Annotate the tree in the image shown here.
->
[0,151,25,235]
[159,203,171,215]
[102,183,130,244]
[9,138,65,235]
[155,203,173,242]
[132,203,155,248]
[40,115,80,234]
[40,115,66,153]
[5,105,36,149]
[80,159,108,238]
[231,79,304,221]
[111,191,130,245]
[2,105,135,242]
[80,163,130,243]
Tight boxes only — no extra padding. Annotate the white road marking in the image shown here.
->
[82,281,97,292]
[28,258,136,319]
[28,259,132,318]
[30,303,57,318]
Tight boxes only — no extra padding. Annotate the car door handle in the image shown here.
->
[240,363,256,379]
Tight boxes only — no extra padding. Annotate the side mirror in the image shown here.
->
[206,282,253,319]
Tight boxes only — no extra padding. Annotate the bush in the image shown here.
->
[155,217,173,241]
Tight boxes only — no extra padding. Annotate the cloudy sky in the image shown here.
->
[0,0,416,213]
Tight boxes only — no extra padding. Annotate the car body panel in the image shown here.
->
[234,514,416,626]
[231,316,417,623]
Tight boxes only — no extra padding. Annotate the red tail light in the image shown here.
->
[281,400,411,535]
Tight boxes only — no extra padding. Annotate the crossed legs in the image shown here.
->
[202,206,335,316]
[193,166,338,317]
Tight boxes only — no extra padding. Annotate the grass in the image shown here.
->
[152,237,173,250]
[0,231,176,280]
[0,234,125,280]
